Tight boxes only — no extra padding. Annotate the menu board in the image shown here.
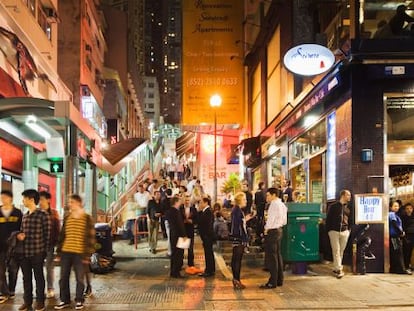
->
[311,180,323,203]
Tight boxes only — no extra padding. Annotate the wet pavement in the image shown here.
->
[1,237,414,310]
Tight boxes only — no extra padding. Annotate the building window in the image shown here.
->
[95,36,100,49]
[85,55,92,71]
[148,82,155,88]
[23,0,36,16]
[37,8,52,40]
[85,12,91,26]
[148,103,154,109]
[148,93,154,99]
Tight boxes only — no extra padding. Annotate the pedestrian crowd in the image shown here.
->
[0,189,95,311]
[123,175,291,290]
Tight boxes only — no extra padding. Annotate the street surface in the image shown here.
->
[1,238,414,310]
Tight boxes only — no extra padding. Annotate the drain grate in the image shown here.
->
[93,287,181,304]
[92,284,224,304]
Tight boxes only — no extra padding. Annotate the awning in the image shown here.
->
[240,136,261,155]
[239,136,262,168]
[176,131,196,158]
[101,138,147,165]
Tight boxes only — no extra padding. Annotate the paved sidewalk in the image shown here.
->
[1,237,414,310]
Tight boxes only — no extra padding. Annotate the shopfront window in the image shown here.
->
[289,119,327,203]
[386,94,414,154]
[386,94,414,202]
[268,151,282,189]
[361,1,414,39]
[289,120,326,166]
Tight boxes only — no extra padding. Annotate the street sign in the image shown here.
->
[50,161,64,174]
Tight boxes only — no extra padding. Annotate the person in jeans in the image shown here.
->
[147,191,163,254]
[260,187,287,289]
[230,192,252,289]
[39,191,60,299]
[17,189,51,311]
[326,189,352,279]
[0,190,23,304]
[401,202,414,270]
[54,194,95,310]
[389,200,411,274]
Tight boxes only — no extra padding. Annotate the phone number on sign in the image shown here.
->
[186,77,238,87]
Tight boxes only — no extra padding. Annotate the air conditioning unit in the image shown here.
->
[98,79,106,88]
[44,7,60,23]
[81,85,90,97]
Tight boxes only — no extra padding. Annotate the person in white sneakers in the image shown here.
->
[39,191,60,299]
[54,194,95,310]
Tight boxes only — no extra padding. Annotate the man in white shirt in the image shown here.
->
[186,176,197,194]
[133,184,152,242]
[134,184,152,213]
[260,187,287,289]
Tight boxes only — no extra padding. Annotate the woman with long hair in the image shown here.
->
[230,192,253,289]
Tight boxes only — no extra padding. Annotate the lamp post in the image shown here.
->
[210,94,222,203]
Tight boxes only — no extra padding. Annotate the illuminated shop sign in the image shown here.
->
[275,75,339,138]
[326,111,336,200]
[283,44,335,76]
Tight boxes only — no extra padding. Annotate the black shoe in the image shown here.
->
[170,273,185,278]
[84,286,92,298]
[277,282,283,287]
[259,283,276,289]
[128,240,134,245]
[18,304,31,311]
[198,272,215,277]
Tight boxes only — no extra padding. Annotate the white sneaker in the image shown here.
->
[0,295,8,304]
[54,302,70,310]
[75,302,84,310]
[46,289,55,299]
[336,270,345,279]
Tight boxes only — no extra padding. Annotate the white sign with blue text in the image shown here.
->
[355,194,386,224]
[283,44,335,76]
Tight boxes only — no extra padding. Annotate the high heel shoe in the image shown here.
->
[232,279,246,289]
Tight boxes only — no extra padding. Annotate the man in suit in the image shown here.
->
[197,197,215,277]
[181,194,198,273]
[168,197,187,278]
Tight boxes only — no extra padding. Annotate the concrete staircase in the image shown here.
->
[215,240,265,266]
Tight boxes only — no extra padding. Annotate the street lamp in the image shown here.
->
[210,94,222,203]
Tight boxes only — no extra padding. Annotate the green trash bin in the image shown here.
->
[282,203,321,262]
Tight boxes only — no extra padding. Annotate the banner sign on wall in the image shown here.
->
[354,194,387,224]
[182,0,244,125]
[326,111,336,200]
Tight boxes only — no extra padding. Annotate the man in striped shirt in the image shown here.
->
[54,194,95,311]
[17,189,51,311]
